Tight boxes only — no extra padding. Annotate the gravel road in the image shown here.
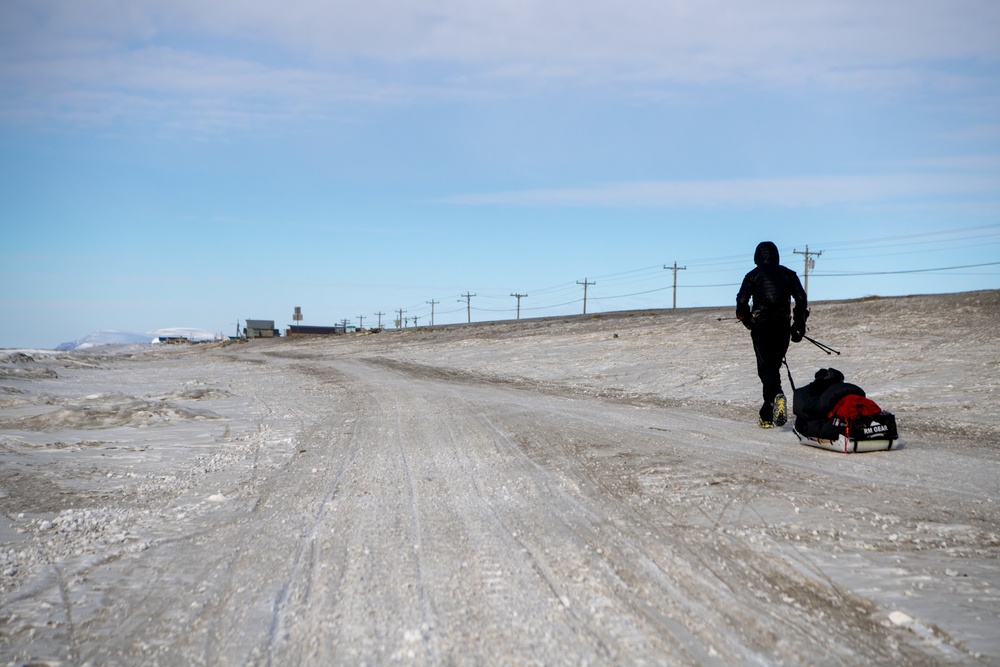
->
[2,291,998,666]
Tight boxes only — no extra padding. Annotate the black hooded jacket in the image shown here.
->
[736,241,808,326]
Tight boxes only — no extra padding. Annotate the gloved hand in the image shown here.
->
[791,320,805,343]
[739,315,752,330]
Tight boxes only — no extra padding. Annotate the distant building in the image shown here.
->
[286,325,341,337]
[245,320,278,338]
[286,324,359,336]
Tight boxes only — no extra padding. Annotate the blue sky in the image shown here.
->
[2,1,999,348]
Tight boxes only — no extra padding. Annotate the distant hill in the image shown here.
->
[56,328,221,351]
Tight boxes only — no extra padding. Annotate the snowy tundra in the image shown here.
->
[1,290,998,666]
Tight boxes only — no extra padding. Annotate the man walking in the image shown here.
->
[736,241,809,428]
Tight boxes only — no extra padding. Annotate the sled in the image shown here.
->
[795,432,896,453]
[794,412,898,454]
[791,368,900,454]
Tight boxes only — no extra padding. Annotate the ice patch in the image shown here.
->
[889,610,913,627]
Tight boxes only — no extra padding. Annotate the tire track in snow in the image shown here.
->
[393,361,944,665]
[258,364,365,666]
[339,359,624,663]
[441,408,618,662]
[386,386,442,663]
[474,410,734,664]
[418,378,721,663]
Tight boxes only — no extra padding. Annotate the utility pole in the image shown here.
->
[577,278,595,314]
[374,311,385,329]
[413,315,420,327]
[510,293,527,320]
[459,292,476,324]
[794,245,822,296]
[340,318,350,332]
[426,299,439,327]
[396,309,406,329]
[663,262,687,310]
[357,315,365,330]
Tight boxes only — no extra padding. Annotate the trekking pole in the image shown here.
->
[804,335,840,355]
[783,357,797,391]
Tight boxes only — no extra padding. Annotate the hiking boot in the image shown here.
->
[773,393,787,427]
[757,417,774,429]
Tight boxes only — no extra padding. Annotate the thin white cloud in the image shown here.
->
[151,0,1000,73]
[2,0,999,130]
[0,43,434,131]
[438,172,1000,209]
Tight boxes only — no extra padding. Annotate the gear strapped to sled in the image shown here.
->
[791,368,899,453]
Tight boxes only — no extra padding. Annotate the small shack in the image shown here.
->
[245,320,278,338]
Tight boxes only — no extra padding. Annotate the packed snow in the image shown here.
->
[1,291,998,666]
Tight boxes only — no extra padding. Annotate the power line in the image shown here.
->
[813,260,1000,277]
[799,222,1000,253]
[811,239,1000,265]
[358,223,999,325]
[519,297,583,312]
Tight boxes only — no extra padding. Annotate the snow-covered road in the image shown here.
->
[2,291,998,665]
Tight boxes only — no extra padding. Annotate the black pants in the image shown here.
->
[751,319,790,421]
